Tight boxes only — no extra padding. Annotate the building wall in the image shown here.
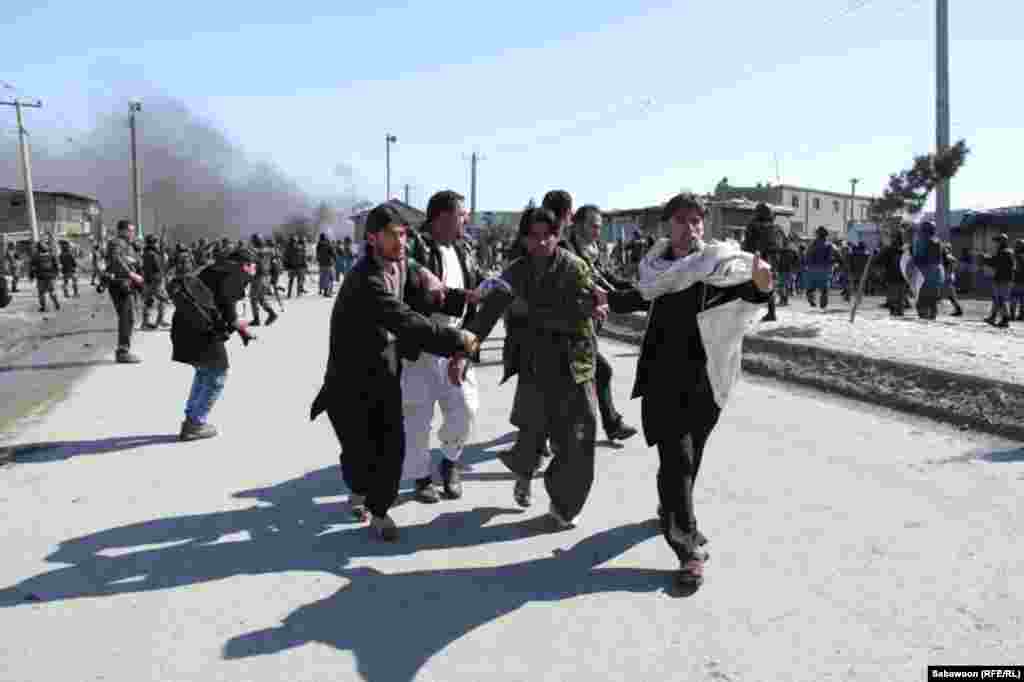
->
[1,189,100,240]
[778,186,871,239]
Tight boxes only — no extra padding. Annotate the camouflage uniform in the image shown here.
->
[142,237,171,328]
[248,237,277,325]
[105,235,142,355]
[29,244,61,312]
[465,247,601,523]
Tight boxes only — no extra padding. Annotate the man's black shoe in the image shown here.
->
[439,458,462,499]
[266,311,279,326]
[607,423,638,441]
[414,477,440,503]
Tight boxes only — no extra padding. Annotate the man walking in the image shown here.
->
[316,233,336,296]
[59,241,79,298]
[401,190,486,502]
[458,205,607,529]
[561,203,644,442]
[310,203,480,541]
[983,233,1016,328]
[248,235,278,326]
[29,242,61,313]
[141,234,171,329]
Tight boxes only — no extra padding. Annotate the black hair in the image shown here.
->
[573,204,602,228]
[541,190,573,221]
[365,204,408,235]
[426,190,465,223]
[518,207,559,238]
[660,193,706,222]
[116,219,134,232]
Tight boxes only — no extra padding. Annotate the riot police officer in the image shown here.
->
[142,234,171,329]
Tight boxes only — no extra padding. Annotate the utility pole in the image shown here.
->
[129,101,143,236]
[849,178,860,231]
[935,0,950,239]
[462,152,486,224]
[404,183,410,205]
[2,98,42,242]
[385,134,397,201]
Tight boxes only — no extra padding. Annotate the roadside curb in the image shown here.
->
[601,315,1024,443]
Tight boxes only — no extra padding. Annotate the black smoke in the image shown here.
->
[0,94,362,243]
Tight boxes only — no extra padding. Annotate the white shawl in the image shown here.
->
[637,238,765,409]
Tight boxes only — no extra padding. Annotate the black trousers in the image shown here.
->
[108,286,135,351]
[595,351,623,434]
[653,401,721,563]
[327,401,405,519]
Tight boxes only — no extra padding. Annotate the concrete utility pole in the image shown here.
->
[129,101,143,236]
[385,134,397,201]
[404,183,410,205]
[2,98,42,242]
[849,178,860,230]
[935,0,951,238]
[462,152,486,224]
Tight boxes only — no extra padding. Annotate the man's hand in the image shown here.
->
[457,329,480,355]
[593,287,608,308]
[418,267,446,304]
[448,353,468,386]
[592,303,609,323]
[129,272,144,287]
[752,254,774,293]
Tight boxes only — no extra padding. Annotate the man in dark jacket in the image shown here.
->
[631,193,772,588]
[562,203,645,441]
[105,220,146,362]
[880,233,907,316]
[912,222,944,320]
[315,233,336,296]
[983,233,1016,328]
[59,242,79,298]
[310,203,480,541]
[172,246,259,441]
[742,203,780,321]
[30,241,61,313]
[805,227,838,309]
[401,190,487,502]
[1011,239,1024,321]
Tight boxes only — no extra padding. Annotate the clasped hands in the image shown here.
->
[447,329,481,386]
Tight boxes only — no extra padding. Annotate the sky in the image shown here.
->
[3,0,1023,214]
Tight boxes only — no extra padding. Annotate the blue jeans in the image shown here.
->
[185,366,227,424]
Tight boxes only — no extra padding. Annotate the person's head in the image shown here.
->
[116,219,136,240]
[364,204,408,262]
[661,193,706,254]
[920,221,936,237]
[754,202,773,223]
[1015,239,1024,254]
[518,207,560,259]
[815,226,828,240]
[572,204,603,244]
[251,234,263,248]
[319,233,328,242]
[343,236,352,245]
[542,190,573,231]
[994,233,1009,249]
[145,234,158,248]
[227,246,258,277]
[425,190,466,244]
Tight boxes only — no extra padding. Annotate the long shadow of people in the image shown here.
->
[223,519,664,682]
[9,435,181,464]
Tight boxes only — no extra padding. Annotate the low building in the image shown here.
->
[951,207,1024,256]
[713,178,873,240]
[0,188,102,247]
[603,197,795,243]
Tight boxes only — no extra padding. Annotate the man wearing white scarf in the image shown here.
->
[631,193,773,590]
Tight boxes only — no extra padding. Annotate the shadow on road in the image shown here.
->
[0,460,666,681]
[8,434,181,463]
[0,359,119,374]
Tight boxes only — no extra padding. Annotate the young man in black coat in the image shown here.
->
[632,193,773,589]
[172,246,259,441]
[310,204,480,541]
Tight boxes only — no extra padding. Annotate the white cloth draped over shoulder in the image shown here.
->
[637,238,766,409]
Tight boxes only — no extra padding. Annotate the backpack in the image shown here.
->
[166,266,230,341]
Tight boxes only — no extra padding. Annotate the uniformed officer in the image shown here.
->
[105,219,145,363]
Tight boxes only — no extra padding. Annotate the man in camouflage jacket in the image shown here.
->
[459,205,606,529]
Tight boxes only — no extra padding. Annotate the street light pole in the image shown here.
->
[129,101,143,236]
[935,0,951,239]
[2,97,42,242]
[385,134,397,201]
[849,178,860,229]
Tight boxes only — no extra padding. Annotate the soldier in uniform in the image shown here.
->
[742,203,780,321]
[59,241,80,298]
[248,234,278,326]
[459,206,608,529]
[6,244,21,293]
[29,241,61,312]
[141,234,171,329]
[193,238,210,267]
[173,243,195,277]
[105,219,145,363]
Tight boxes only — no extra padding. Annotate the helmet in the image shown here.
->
[815,226,828,238]
[754,203,773,222]
[145,234,158,246]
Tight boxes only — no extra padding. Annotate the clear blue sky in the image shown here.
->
[3,0,1022,212]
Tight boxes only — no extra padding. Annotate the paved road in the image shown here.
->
[1,295,1021,682]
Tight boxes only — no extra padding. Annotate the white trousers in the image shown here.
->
[400,353,479,481]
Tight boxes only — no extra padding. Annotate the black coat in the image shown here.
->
[561,235,649,315]
[309,249,467,427]
[170,262,249,370]
[632,279,769,446]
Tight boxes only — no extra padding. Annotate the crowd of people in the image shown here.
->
[2,190,1020,591]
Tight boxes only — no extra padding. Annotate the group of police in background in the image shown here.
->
[1,238,84,312]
